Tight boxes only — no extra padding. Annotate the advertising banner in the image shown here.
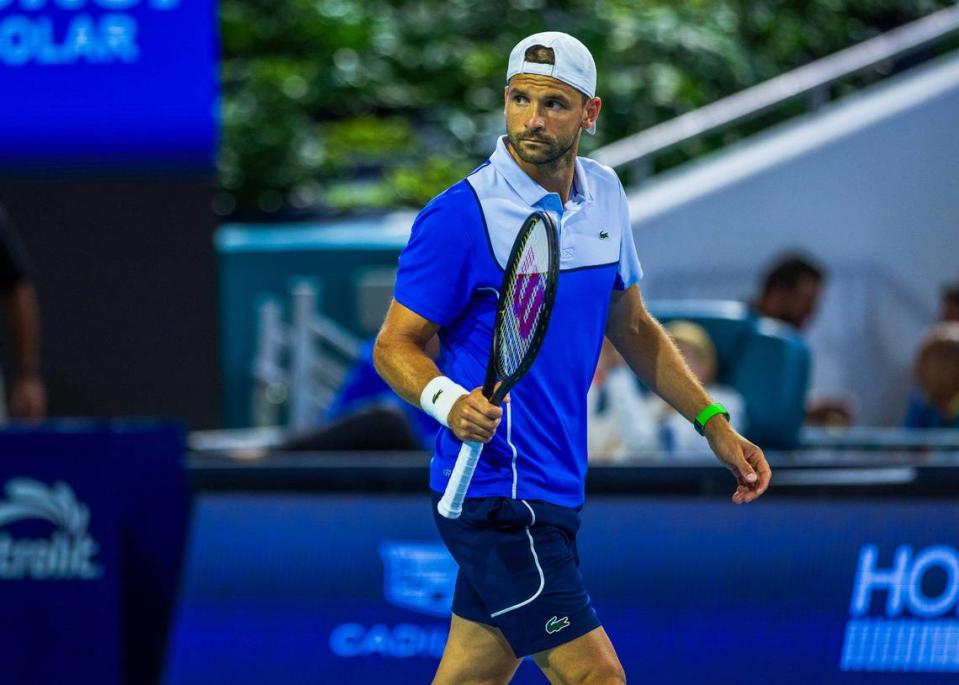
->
[0,422,189,685]
[166,492,958,683]
[0,0,217,169]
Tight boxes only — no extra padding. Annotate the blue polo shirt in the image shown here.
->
[394,137,642,507]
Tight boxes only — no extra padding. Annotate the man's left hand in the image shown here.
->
[705,420,771,504]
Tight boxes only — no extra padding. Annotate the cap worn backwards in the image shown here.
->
[506,32,598,134]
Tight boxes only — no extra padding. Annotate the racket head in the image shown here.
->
[486,210,560,403]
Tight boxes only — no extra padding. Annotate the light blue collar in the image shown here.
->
[489,136,593,213]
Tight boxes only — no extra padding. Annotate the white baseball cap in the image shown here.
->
[506,31,597,134]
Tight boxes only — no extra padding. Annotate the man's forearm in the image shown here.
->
[608,312,713,424]
[372,334,443,408]
[606,291,769,500]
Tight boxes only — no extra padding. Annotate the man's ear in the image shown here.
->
[583,96,602,130]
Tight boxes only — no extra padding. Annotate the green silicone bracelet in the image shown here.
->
[694,403,730,436]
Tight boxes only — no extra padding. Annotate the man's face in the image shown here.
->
[787,278,822,329]
[504,74,597,166]
[766,277,823,329]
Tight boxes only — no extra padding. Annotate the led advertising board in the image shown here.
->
[165,494,959,683]
[0,0,217,170]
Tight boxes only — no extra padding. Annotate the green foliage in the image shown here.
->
[218,0,952,217]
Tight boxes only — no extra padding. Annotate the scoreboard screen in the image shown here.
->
[0,0,217,170]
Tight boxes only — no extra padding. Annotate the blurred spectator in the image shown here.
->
[903,323,959,429]
[586,339,657,461]
[282,338,440,451]
[325,338,441,448]
[587,322,745,461]
[753,252,852,426]
[650,321,746,456]
[941,279,959,322]
[754,253,825,330]
[0,206,45,421]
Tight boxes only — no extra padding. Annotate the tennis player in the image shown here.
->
[374,31,771,685]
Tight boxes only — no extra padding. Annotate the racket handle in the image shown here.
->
[437,440,484,519]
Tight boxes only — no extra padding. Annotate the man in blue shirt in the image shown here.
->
[375,32,771,685]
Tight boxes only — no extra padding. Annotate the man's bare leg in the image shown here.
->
[433,613,523,685]
[532,626,626,685]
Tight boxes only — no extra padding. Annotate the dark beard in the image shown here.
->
[507,129,579,168]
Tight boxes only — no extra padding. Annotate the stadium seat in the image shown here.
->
[648,300,810,449]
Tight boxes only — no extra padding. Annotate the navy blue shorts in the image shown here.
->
[431,491,601,657]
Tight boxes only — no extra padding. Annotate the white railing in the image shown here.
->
[592,5,959,177]
[251,281,362,430]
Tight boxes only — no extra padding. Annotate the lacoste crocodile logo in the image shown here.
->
[545,616,570,634]
[599,230,609,240]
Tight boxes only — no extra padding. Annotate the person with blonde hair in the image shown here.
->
[655,321,745,454]
[905,322,959,429]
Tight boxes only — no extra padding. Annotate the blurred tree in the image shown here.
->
[217,0,952,218]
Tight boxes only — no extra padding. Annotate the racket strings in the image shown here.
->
[498,222,551,377]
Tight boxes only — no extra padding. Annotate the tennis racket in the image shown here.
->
[437,210,560,519]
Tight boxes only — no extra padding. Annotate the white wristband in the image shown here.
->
[420,376,469,428]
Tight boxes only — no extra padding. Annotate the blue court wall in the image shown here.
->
[165,492,959,684]
[0,422,190,685]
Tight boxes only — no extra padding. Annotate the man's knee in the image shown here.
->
[532,625,625,684]
[574,660,626,685]
[433,615,520,685]
[433,677,513,685]
[433,661,518,685]
[602,666,627,685]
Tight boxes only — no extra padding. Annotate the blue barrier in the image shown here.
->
[165,491,959,683]
[0,421,190,685]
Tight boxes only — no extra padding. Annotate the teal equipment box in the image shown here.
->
[216,213,414,428]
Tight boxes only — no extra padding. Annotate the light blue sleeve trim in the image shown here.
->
[615,183,643,290]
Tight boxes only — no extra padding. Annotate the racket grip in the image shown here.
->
[437,440,485,519]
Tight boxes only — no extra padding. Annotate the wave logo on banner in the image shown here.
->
[0,478,102,580]
[328,542,454,659]
[841,544,959,673]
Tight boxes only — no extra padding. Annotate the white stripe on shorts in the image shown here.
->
[490,500,544,618]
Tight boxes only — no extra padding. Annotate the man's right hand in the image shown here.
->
[447,387,504,443]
